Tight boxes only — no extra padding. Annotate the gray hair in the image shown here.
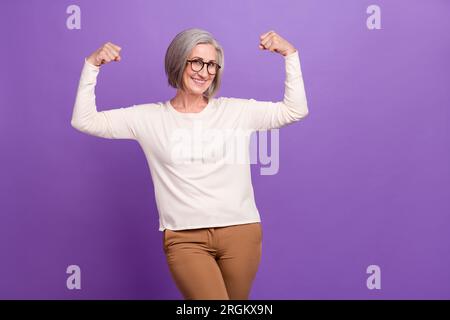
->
[164,28,224,99]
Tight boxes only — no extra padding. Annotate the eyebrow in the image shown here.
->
[191,56,217,63]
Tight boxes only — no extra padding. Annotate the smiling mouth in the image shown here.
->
[191,77,207,85]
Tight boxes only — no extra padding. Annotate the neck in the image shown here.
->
[170,90,208,113]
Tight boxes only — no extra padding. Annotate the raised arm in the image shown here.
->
[238,31,309,131]
[71,42,139,140]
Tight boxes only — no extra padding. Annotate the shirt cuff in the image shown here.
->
[284,49,302,79]
[284,49,298,59]
[84,57,100,70]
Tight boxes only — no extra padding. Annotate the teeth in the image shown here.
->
[192,77,206,84]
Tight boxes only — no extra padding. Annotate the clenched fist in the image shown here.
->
[86,42,122,67]
[259,31,296,57]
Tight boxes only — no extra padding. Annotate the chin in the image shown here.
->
[187,85,209,95]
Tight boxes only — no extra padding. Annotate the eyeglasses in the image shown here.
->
[186,58,221,75]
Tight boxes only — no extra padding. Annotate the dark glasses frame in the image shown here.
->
[186,59,222,75]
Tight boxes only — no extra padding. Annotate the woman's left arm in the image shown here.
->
[238,31,309,131]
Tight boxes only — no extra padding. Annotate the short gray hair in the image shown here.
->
[164,28,224,99]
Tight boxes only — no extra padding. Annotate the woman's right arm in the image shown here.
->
[71,42,139,140]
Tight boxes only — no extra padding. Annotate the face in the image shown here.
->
[182,43,217,96]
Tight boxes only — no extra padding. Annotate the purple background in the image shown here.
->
[1,0,449,299]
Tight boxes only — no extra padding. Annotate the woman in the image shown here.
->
[71,28,308,300]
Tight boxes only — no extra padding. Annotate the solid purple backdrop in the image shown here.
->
[1,0,449,299]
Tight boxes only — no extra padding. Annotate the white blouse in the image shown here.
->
[71,50,308,231]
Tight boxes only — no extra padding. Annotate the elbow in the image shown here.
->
[300,106,309,118]
[70,114,109,138]
[282,98,309,122]
[71,117,89,133]
[71,118,81,130]
[291,104,309,121]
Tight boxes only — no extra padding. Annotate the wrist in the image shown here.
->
[283,47,297,57]
[85,57,101,68]
[86,57,101,67]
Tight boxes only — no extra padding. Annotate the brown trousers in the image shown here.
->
[162,222,262,300]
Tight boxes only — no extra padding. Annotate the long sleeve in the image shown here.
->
[237,49,309,131]
[70,58,139,140]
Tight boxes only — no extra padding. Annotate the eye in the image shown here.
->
[207,62,218,73]
[192,59,203,68]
